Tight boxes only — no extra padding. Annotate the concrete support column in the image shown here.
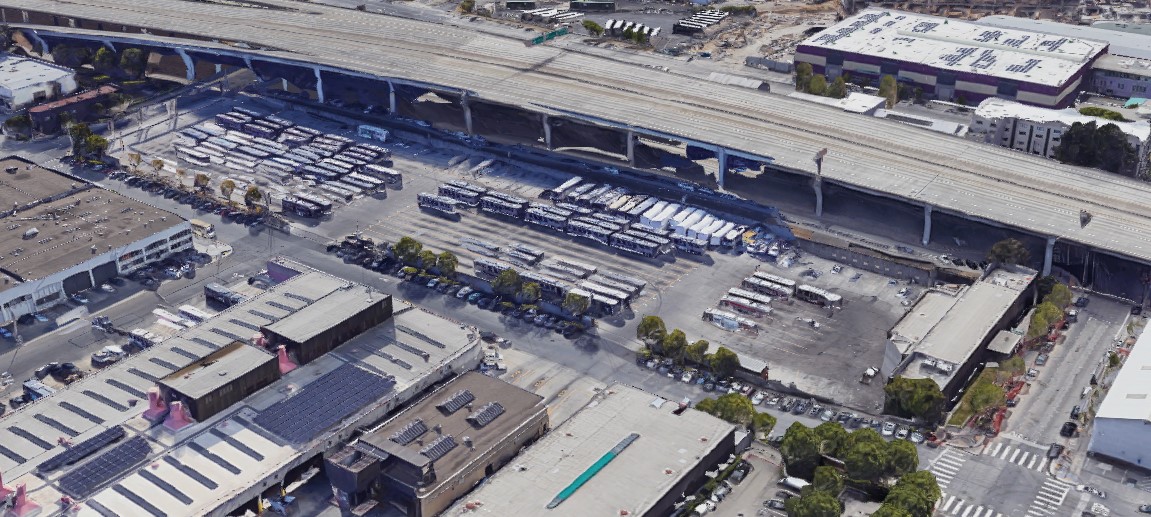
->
[102,40,116,53]
[281,78,289,91]
[716,147,728,188]
[175,48,195,82]
[461,93,473,136]
[811,178,824,218]
[922,204,933,246]
[541,115,553,150]
[215,64,222,74]
[1082,249,1091,286]
[1043,236,1057,277]
[243,56,253,71]
[388,81,397,115]
[27,31,48,56]
[313,67,325,104]
[626,130,636,166]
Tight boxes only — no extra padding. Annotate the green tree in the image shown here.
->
[879,75,898,108]
[987,238,1030,265]
[842,439,887,483]
[636,315,667,344]
[685,339,710,365]
[826,76,847,99]
[459,0,475,13]
[1055,120,1095,166]
[1035,275,1058,301]
[219,179,236,200]
[149,158,165,178]
[1079,106,1128,122]
[243,185,262,206]
[784,489,841,517]
[752,412,776,434]
[418,250,437,269]
[813,421,848,457]
[710,346,741,378]
[882,470,941,517]
[780,422,821,480]
[795,62,813,93]
[1044,282,1072,308]
[92,46,118,75]
[562,291,590,315]
[1094,122,1136,174]
[119,48,146,79]
[492,268,522,297]
[1028,301,1064,338]
[884,376,945,423]
[662,329,689,363]
[392,236,423,266]
[83,134,108,158]
[965,376,1005,413]
[52,45,92,68]
[518,282,542,304]
[871,503,914,517]
[886,439,919,478]
[126,152,143,174]
[193,173,210,192]
[697,393,756,425]
[807,75,828,96]
[436,251,458,277]
[582,19,604,36]
[812,466,844,495]
[67,123,93,156]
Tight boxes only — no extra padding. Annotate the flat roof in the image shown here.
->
[28,85,117,113]
[979,15,1151,60]
[1095,328,1151,421]
[889,290,961,355]
[987,329,1021,355]
[357,372,545,489]
[799,9,1108,87]
[0,156,185,283]
[901,267,1033,383]
[0,54,73,92]
[1092,53,1151,77]
[158,341,275,399]
[331,304,477,386]
[261,284,383,343]
[974,97,1151,141]
[446,384,736,516]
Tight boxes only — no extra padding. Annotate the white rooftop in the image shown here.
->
[0,54,73,92]
[974,97,1151,142]
[1092,53,1151,78]
[446,385,736,516]
[1095,329,1151,421]
[978,15,1151,60]
[889,290,961,355]
[801,9,1109,86]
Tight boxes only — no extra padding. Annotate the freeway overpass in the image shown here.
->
[4,0,1151,279]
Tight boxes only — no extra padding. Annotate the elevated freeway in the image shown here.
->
[4,0,1151,270]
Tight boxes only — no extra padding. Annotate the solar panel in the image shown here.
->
[39,426,126,472]
[82,390,130,411]
[253,363,396,443]
[391,341,431,361]
[437,390,476,415]
[170,346,202,360]
[419,435,457,461]
[395,325,446,349]
[466,402,506,428]
[192,337,221,350]
[229,318,260,330]
[390,418,429,445]
[9,426,53,450]
[283,293,313,305]
[59,401,106,424]
[58,436,151,498]
[209,327,244,341]
[34,414,79,437]
[265,300,298,312]
[105,379,146,399]
[149,357,180,370]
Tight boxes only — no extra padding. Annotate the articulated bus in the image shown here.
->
[796,285,843,308]
[282,196,322,218]
[362,164,403,186]
[474,258,515,278]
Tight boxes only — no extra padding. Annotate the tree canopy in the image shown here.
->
[813,421,848,457]
[842,439,887,482]
[886,439,919,478]
[780,422,821,480]
[884,376,945,424]
[987,238,1030,265]
[685,339,710,365]
[582,19,604,36]
[119,48,146,79]
[518,282,542,304]
[562,292,590,315]
[879,75,898,108]
[243,186,263,205]
[1044,282,1072,308]
[807,75,828,96]
[827,76,847,99]
[219,179,236,200]
[418,250,437,269]
[710,346,741,378]
[695,393,756,426]
[880,470,941,517]
[812,466,844,495]
[636,315,667,344]
[436,251,458,277]
[662,329,688,363]
[752,412,776,434]
[1054,120,1137,175]
[795,63,813,93]
[492,269,522,297]
[1027,301,1064,338]
[392,236,423,266]
[784,489,841,517]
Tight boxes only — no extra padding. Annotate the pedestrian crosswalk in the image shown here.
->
[985,442,1051,472]
[1025,478,1073,517]
[935,492,1006,517]
[928,448,967,489]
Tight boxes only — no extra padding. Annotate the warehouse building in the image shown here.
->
[446,384,737,517]
[886,266,1035,403]
[326,372,548,517]
[260,285,393,365]
[1088,329,1151,466]
[156,341,279,421]
[795,9,1109,108]
[0,155,190,324]
[0,54,78,111]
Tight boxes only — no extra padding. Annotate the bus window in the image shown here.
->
[190,219,215,238]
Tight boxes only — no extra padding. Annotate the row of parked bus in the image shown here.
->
[736,271,843,308]
[473,257,644,316]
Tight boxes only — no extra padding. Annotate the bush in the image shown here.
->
[459,0,474,12]
[1079,106,1128,122]
[582,19,604,36]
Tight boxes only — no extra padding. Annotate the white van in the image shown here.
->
[780,476,810,492]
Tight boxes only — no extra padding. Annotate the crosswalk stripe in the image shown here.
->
[989,442,1002,456]
[1027,455,1039,469]
[1036,458,1050,471]
[1010,449,1022,463]
[999,446,1013,460]
[942,495,957,511]
[961,505,976,517]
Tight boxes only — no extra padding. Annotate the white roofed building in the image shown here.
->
[0,54,78,111]
[1088,330,1151,466]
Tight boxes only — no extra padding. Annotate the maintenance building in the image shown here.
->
[326,372,548,517]
[886,266,1035,402]
[795,9,1109,108]
[0,155,190,324]
[1088,328,1151,466]
[0,54,78,111]
[445,384,737,517]
[156,341,279,421]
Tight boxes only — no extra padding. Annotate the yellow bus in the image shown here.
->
[190,219,215,238]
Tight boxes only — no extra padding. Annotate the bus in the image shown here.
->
[357,124,389,142]
[417,193,459,218]
[176,147,212,167]
[205,283,244,307]
[282,196,322,218]
[438,184,482,207]
[346,173,384,191]
[153,308,195,328]
[719,295,772,318]
[177,305,214,323]
[752,271,797,295]
[320,183,356,201]
[474,258,514,278]
[295,193,334,215]
[190,219,215,239]
[796,285,843,307]
[727,287,772,306]
[548,176,583,199]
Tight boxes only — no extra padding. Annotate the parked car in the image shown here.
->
[1138,504,1151,513]
[456,287,473,299]
[881,421,897,437]
[0,328,13,340]
[896,425,910,439]
[765,500,787,510]
[751,391,766,405]
[70,293,90,304]
[1060,421,1079,437]
[1077,485,1106,499]
[1070,405,1081,419]
[820,409,835,421]
[910,432,925,444]
[1036,354,1049,366]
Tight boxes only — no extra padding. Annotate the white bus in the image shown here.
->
[153,308,195,328]
[796,285,843,307]
[176,147,212,167]
[190,219,215,238]
[177,305,214,323]
[357,124,389,142]
[752,271,797,295]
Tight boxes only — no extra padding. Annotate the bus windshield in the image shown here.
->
[190,219,215,238]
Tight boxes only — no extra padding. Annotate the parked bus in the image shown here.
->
[548,176,583,199]
[752,272,797,295]
[796,285,843,307]
[474,258,515,278]
[282,196,322,218]
[357,124,389,142]
[362,164,402,186]
[320,183,355,201]
[205,283,244,307]
[417,193,459,218]
[438,184,482,207]
[719,295,772,318]
[176,147,212,166]
[346,173,384,191]
[153,308,195,328]
[190,219,215,239]
[295,193,334,215]
[177,305,214,323]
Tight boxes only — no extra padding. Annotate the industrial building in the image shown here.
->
[260,284,393,365]
[885,266,1035,402]
[28,85,119,133]
[445,384,738,517]
[795,9,1109,108]
[0,260,481,516]
[0,54,78,111]
[0,155,191,324]
[969,97,1151,175]
[1088,329,1151,467]
[326,372,548,517]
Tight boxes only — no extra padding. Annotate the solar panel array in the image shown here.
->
[1002,35,1031,48]
[254,363,396,443]
[437,390,476,415]
[910,21,938,33]
[1038,37,1069,52]
[812,11,888,45]
[971,50,998,70]
[419,435,458,461]
[58,436,151,499]
[1007,58,1042,74]
[392,341,431,361]
[390,418,429,445]
[975,30,1004,43]
[941,47,977,67]
[466,402,506,428]
[39,426,127,472]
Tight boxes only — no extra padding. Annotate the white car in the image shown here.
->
[99,283,116,293]
[752,391,767,405]
[456,287,473,299]
[881,422,897,437]
[1076,485,1106,499]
